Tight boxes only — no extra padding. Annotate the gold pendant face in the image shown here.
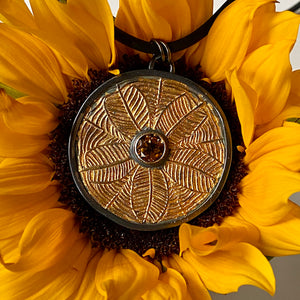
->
[69,70,231,230]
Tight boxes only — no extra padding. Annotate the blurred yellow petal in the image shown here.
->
[249,5,300,52]
[0,186,60,240]
[0,0,35,27]
[0,155,54,195]
[142,268,191,300]
[0,233,91,299]
[201,0,273,81]
[257,201,300,256]
[226,70,255,147]
[29,0,115,78]
[167,254,211,300]
[117,0,190,41]
[182,243,275,295]
[74,252,104,300]
[238,41,292,124]
[142,248,156,259]
[2,208,86,273]
[184,0,213,66]
[0,234,21,265]
[245,124,300,171]
[0,117,49,157]
[0,91,58,136]
[0,24,67,104]
[256,70,300,136]
[239,161,300,226]
[179,216,259,256]
[96,249,159,299]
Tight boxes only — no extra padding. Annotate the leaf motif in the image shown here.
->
[158,78,198,110]
[131,167,169,223]
[79,142,135,184]
[168,182,207,215]
[131,78,162,127]
[80,158,136,184]
[82,142,129,167]
[77,120,119,156]
[104,83,150,139]
[170,148,224,177]
[164,161,217,193]
[83,166,140,221]
[190,141,226,164]
[87,97,129,142]
[179,103,224,146]
[155,91,201,134]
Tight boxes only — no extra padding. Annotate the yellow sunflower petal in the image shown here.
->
[257,201,300,256]
[184,1,213,67]
[167,254,211,300]
[179,216,259,256]
[29,0,115,77]
[226,70,255,147]
[74,252,104,300]
[142,268,191,300]
[117,0,190,41]
[1,208,86,273]
[0,91,58,136]
[238,41,292,125]
[0,24,67,104]
[245,124,300,171]
[0,234,22,265]
[249,6,300,52]
[255,70,300,136]
[0,155,54,195]
[95,249,160,299]
[239,161,300,226]
[0,117,50,157]
[201,0,273,81]
[0,186,60,241]
[0,0,35,27]
[182,243,275,295]
[0,233,91,299]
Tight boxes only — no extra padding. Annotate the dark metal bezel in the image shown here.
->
[69,69,232,231]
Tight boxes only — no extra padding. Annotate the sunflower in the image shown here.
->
[0,0,300,299]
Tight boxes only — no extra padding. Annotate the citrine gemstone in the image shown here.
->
[136,133,165,162]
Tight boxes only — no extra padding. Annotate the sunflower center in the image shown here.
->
[49,56,247,259]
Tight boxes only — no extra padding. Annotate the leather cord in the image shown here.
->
[114,0,300,55]
[114,0,235,55]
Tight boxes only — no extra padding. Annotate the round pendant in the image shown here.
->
[69,70,232,231]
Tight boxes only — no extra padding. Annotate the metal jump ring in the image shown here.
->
[149,40,175,73]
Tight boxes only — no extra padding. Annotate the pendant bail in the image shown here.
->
[149,40,175,73]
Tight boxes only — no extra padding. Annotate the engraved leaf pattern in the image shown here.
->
[179,103,224,145]
[131,167,169,223]
[83,167,139,221]
[104,83,150,139]
[86,98,129,142]
[164,161,216,193]
[76,77,227,225]
[79,142,136,183]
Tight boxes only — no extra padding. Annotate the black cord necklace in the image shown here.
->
[114,0,235,56]
[114,0,300,56]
